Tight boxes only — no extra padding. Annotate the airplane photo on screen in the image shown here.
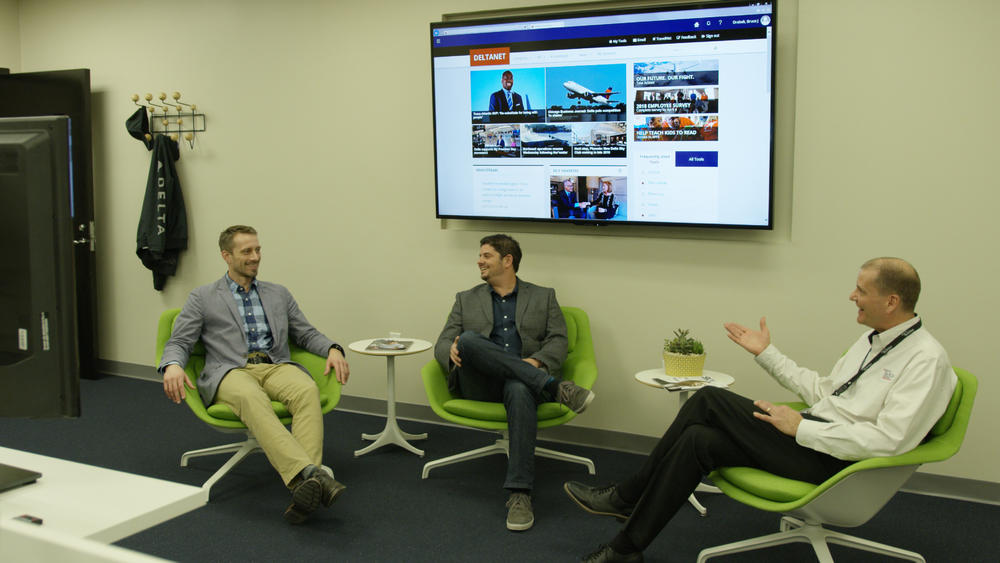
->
[545,64,626,111]
[563,81,620,105]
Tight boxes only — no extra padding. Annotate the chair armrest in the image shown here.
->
[290,345,329,386]
[780,401,808,411]
[155,308,182,362]
[422,360,456,411]
[562,353,597,390]
[181,363,211,419]
[290,344,341,413]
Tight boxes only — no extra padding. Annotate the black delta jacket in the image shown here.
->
[136,135,187,290]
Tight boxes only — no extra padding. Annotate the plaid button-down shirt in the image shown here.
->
[226,274,273,354]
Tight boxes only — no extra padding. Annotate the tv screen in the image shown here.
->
[430,0,775,228]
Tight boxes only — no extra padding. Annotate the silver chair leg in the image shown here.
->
[697,518,925,563]
[421,434,598,478]
[179,434,262,492]
[422,439,509,479]
[824,530,925,562]
[534,445,595,475]
[697,526,829,563]
[180,440,258,466]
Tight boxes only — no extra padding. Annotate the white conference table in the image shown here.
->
[634,368,735,517]
[0,446,204,542]
[349,338,432,457]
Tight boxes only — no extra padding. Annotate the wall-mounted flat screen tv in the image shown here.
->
[430,0,775,229]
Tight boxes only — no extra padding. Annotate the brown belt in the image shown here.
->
[246,351,272,365]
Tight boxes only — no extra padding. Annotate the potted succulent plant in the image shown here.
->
[663,329,706,378]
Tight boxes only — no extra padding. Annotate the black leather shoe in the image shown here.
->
[283,476,322,524]
[582,544,644,562]
[564,481,634,521]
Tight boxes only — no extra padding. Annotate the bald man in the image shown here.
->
[566,257,956,562]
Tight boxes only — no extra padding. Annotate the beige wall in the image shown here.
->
[6,0,997,483]
[0,0,19,70]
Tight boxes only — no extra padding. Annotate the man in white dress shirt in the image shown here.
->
[565,257,956,563]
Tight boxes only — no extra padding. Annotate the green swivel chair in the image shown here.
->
[698,367,977,563]
[421,306,598,479]
[156,308,342,493]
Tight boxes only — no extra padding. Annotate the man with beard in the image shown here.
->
[435,234,595,531]
[160,225,350,524]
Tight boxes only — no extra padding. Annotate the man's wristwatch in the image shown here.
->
[330,343,345,356]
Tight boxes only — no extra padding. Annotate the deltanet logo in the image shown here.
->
[469,47,510,67]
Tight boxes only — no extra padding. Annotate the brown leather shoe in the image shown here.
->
[283,476,322,524]
[313,470,346,507]
[300,465,346,507]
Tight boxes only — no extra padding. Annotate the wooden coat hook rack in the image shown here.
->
[131,91,206,148]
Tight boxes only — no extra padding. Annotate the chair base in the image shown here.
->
[697,516,925,563]
[181,432,262,492]
[181,434,336,494]
[421,433,596,479]
[686,482,723,517]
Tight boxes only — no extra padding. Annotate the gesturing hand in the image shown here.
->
[724,316,771,356]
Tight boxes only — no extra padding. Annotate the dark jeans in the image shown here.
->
[450,331,552,491]
[617,386,851,550]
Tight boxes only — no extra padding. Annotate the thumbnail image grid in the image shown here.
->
[632,60,720,143]
[470,65,627,159]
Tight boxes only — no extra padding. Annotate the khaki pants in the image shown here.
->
[215,363,323,486]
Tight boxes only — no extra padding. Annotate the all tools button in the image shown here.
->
[675,151,718,167]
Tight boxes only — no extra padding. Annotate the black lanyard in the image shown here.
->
[832,319,922,397]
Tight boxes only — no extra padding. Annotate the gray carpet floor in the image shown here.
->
[2,376,997,562]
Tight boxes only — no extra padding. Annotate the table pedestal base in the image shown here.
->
[354,355,427,457]
[355,418,427,457]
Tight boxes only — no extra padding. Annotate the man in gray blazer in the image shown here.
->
[434,233,595,532]
[160,225,349,524]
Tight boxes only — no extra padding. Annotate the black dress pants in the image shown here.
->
[617,386,851,550]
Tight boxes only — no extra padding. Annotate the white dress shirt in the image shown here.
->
[754,315,956,460]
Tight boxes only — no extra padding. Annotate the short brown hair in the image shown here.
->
[862,257,921,312]
[480,234,522,273]
[219,225,257,252]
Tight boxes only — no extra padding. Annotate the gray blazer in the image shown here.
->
[433,279,568,378]
[159,275,338,405]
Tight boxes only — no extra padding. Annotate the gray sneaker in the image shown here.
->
[505,492,534,531]
[558,380,595,413]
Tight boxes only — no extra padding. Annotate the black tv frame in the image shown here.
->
[0,115,80,419]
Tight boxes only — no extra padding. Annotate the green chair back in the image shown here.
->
[709,367,977,512]
[155,308,341,429]
[421,306,597,431]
